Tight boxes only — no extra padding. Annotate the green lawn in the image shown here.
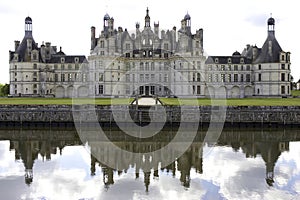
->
[0,98,132,105]
[0,97,299,106]
[292,90,300,97]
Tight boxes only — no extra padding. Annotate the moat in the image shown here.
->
[0,126,299,199]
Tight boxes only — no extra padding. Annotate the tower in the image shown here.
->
[145,7,150,28]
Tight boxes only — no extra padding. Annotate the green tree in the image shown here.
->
[0,84,9,96]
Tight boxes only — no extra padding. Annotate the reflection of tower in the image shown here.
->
[144,171,151,193]
[177,151,191,188]
[19,141,40,185]
[257,142,289,186]
[102,166,114,189]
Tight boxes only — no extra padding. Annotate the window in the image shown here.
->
[33,84,37,88]
[33,72,37,76]
[196,41,200,48]
[125,43,130,50]
[125,53,130,58]
[164,74,168,82]
[215,74,219,82]
[68,64,72,70]
[54,65,58,70]
[164,53,168,58]
[145,62,149,71]
[61,74,65,82]
[234,65,238,71]
[75,64,79,70]
[33,64,37,69]
[197,85,201,94]
[221,65,225,71]
[281,86,285,94]
[61,64,65,70]
[234,74,238,82]
[151,63,155,71]
[14,65,17,70]
[61,57,65,63]
[54,74,58,82]
[281,55,285,61]
[258,64,261,70]
[228,74,232,82]
[126,74,130,82]
[227,58,231,64]
[246,65,250,71]
[281,73,285,81]
[281,64,285,70]
[143,51,146,57]
[145,74,150,82]
[148,51,152,57]
[100,41,104,48]
[258,73,262,81]
[164,43,169,50]
[240,58,244,64]
[99,85,104,94]
[140,74,144,82]
[215,58,219,63]
[151,74,155,82]
[68,73,72,82]
[208,74,212,82]
[100,51,104,55]
[125,63,130,71]
[140,63,144,71]
[197,73,201,82]
[240,74,244,82]
[246,74,251,82]
[221,74,225,82]
[82,73,87,82]
[150,86,155,95]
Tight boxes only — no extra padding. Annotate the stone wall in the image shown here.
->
[0,105,300,125]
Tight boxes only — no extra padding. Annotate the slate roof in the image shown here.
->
[14,34,39,62]
[205,56,252,64]
[253,32,282,63]
[48,55,86,64]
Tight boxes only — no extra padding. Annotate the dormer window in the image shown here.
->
[227,58,231,64]
[61,57,65,63]
[240,58,244,64]
[74,57,79,63]
[215,58,219,63]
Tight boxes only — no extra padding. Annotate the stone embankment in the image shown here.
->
[0,105,299,127]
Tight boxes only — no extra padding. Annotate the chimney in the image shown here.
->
[14,41,20,51]
[91,26,96,50]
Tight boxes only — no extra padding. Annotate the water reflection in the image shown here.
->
[0,127,299,199]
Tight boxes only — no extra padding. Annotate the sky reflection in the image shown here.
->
[0,130,299,200]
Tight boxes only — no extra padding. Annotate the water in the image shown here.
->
[0,127,299,200]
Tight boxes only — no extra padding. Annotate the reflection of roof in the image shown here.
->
[131,96,162,106]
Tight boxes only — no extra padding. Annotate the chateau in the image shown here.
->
[9,9,291,98]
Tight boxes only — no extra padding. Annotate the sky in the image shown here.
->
[1,0,299,84]
[0,140,300,199]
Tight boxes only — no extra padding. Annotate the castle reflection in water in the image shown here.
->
[1,127,299,191]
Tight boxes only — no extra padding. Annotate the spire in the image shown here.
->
[145,7,150,27]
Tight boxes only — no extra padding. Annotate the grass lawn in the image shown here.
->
[0,98,133,105]
[292,90,300,97]
[0,97,299,106]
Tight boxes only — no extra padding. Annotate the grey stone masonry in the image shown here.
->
[0,105,299,125]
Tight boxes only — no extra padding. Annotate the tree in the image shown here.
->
[0,84,9,96]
